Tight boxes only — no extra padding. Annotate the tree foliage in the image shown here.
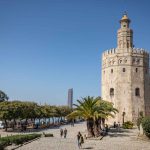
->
[0,101,72,131]
[0,90,9,102]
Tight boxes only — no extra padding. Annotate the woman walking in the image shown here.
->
[77,132,84,149]
[79,135,84,149]
[60,128,63,138]
[77,132,81,148]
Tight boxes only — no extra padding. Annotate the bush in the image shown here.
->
[0,140,7,150]
[44,133,54,137]
[142,117,150,138]
[0,134,41,149]
[122,121,134,129]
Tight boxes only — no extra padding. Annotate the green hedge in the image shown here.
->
[122,121,134,129]
[0,134,41,150]
[0,140,7,150]
[142,117,150,138]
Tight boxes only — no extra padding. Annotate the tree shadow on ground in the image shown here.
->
[82,147,94,149]
[108,133,130,137]
[109,128,134,133]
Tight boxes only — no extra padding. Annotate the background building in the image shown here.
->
[68,88,73,108]
[101,14,150,124]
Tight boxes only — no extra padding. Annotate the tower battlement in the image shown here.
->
[102,48,149,57]
[102,48,116,57]
[132,48,149,56]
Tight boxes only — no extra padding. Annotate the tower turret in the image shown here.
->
[117,13,133,50]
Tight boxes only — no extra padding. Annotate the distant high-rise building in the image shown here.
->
[68,88,73,108]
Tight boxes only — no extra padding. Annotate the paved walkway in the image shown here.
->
[6,122,150,150]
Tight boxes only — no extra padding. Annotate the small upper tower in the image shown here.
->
[117,13,133,51]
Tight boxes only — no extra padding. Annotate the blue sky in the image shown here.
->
[0,0,150,105]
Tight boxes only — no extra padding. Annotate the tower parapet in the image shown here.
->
[132,48,149,55]
[102,48,116,57]
[102,48,149,58]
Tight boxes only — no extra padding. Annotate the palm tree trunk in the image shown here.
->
[98,117,102,130]
[101,118,105,129]
[87,119,94,137]
[94,119,100,137]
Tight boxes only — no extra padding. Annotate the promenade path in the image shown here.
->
[9,122,150,150]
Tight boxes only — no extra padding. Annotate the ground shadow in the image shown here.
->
[83,147,94,149]
[108,133,130,137]
[109,128,134,133]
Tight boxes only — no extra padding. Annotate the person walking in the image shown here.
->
[79,135,84,149]
[114,121,116,128]
[105,124,109,133]
[64,128,67,138]
[77,132,81,148]
[60,128,63,138]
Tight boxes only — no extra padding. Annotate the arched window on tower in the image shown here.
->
[111,69,113,73]
[127,42,129,48]
[110,88,114,96]
[136,68,138,72]
[135,88,140,96]
[123,68,126,72]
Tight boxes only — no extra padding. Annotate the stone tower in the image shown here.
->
[101,14,150,124]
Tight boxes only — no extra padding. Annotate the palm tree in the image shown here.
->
[67,96,118,137]
[94,97,118,136]
[67,96,99,137]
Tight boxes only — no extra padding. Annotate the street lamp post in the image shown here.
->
[122,111,126,124]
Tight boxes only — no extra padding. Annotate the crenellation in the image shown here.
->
[103,47,149,58]
[103,48,117,57]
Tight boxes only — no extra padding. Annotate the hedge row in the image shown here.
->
[0,134,41,150]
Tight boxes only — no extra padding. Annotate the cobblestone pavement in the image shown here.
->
[15,122,150,150]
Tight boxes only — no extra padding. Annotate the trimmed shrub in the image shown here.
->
[122,121,134,129]
[142,117,150,138]
[44,133,54,137]
[0,140,7,150]
[0,134,41,149]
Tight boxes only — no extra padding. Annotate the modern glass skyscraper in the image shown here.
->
[68,88,73,108]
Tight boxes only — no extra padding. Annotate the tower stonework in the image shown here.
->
[101,14,150,124]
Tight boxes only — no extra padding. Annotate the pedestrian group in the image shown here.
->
[60,128,67,138]
[60,129,84,149]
